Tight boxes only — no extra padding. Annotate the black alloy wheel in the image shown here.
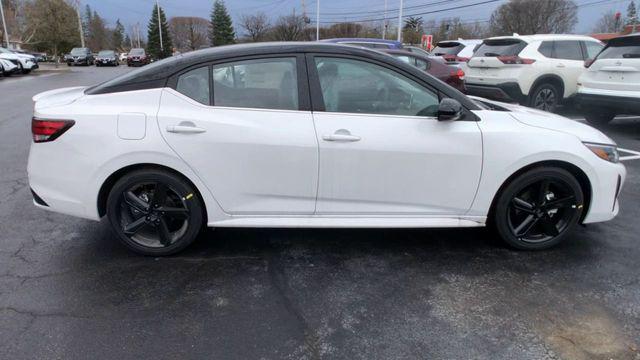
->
[494,167,584,250]
[107,169,204,256]
[530,83,560,113]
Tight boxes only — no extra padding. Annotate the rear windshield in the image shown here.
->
[474,39,526,57]
[130,48,145,55]
[432,42,463,56]
[598,38,640,59]
[98,50,114,56]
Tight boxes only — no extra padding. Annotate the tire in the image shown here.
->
[106,169,205,256]
[528,83,561,113]
[583,108,616,126]
[493,167,584,250]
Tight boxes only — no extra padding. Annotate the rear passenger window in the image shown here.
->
[584,41,604,59]
[176,66,210,105]
[538,41,554,57]
[553,41,584,61]
[212,58,298,110]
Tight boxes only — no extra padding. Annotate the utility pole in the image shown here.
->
[75,0,85,47]
[316,0,320,41]
[396,0,403,42]
[382,0,388,40]
[0,0,9,48]
[156,0,164,53]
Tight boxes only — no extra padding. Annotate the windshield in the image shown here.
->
[432,43,463,56]
[475,39,526,57]
[98,50,114,56]
[70,48,88,55]
[393,55,412,64]
[130,48,145,55]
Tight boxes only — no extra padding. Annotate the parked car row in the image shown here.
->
[328,33,640,125]
[64,47,151,67]
[0,47,38,77]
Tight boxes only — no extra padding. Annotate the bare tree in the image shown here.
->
[489,0,578,35]
[169,17,209,51]
[271,14,308,41]
[23,0,79,58]
[593,10,621,33]
[240,12,270,42]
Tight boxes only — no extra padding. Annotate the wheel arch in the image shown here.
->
[529,74,565,99]
[97,163,208,221]
[488,160,592,223]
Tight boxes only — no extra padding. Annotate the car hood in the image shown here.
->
[473,97,615,145]
[33,87,87,110]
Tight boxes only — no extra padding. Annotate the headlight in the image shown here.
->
[584,142,619,163]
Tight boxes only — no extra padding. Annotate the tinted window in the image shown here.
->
[415,58,430,70]
[598,44,640,59]
[176,66,210,105]
[584,41,604,59]
[314,57,439,117]
[98,50,115,56]
[538,41,554,57]
[433,43,464,56]
[393,55,414,65]
[475,39,526,57]
[553,41,584,60]
[212,58,298,110]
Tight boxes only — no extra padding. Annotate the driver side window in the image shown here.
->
[314,57,440,117]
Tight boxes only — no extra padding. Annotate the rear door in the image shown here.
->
[582,36,640,92]
[157,55,319,215]
[546,40,592,97]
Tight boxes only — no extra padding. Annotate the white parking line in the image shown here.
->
[618,148,640,162]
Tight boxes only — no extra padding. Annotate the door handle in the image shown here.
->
[322,133,361,142]
[166,122,206,134]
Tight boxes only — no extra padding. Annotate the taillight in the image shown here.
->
[451,69,465,79]
[442,55,470,63]
[32,118,75,143]
[498,56,535,65]
[584,59,595,68]
[455,56,470,62]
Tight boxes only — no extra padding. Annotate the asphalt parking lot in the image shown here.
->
[1,66,639,359]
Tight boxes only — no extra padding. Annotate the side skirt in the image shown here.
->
[208,216,486,228]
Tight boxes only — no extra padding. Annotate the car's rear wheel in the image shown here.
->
[529,83,561,113]
[583,108,616,126]
[493,167,584,250]
[106,169,204,256]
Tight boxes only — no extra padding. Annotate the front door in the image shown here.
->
[309,56,483,215]
[157,56,319,215]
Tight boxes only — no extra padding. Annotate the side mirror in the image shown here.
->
[437,98,463,121]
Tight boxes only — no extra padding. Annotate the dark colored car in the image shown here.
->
[322,38,403,49]
[127,48,150,67]
[66,47,94,66]
[381,49,466,92]
[95,50,119,66]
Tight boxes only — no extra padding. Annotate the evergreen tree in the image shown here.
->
[113,19,125,51]
[626,1,639,25]
[147,4,173,59]
[209,0,235,46]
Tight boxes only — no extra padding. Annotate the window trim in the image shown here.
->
[167,53,311,111]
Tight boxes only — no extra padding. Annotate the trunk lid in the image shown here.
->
[33,87,87,110]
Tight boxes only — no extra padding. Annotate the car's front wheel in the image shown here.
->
[493,167,584,250]
[106,169,205,256]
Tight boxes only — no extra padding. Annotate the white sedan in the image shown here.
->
[27,42,626,256]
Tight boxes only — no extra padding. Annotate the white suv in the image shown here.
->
[465,34,603,112]
[576,34,640,125]
[432,39,483,71]
[0,47,38,74]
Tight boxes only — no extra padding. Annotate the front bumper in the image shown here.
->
[575,92,640,115]
[583,161,626,224]
[465,82,525,103]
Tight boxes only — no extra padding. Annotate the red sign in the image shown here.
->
[421,34,433,50]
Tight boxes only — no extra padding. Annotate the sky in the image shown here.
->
[85,0,635,38]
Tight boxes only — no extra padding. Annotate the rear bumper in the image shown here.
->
[464,82,525,103]
[575,92,640,115]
